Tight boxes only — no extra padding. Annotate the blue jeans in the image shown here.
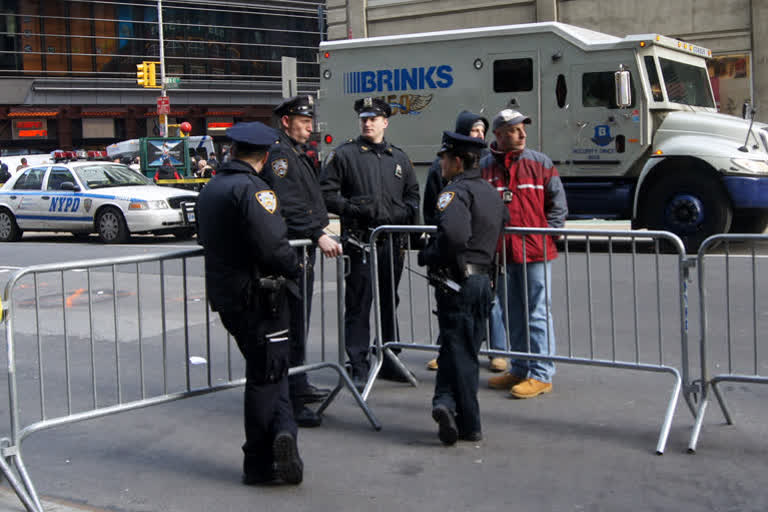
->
[489,297,507,351]
[498,261,556,382]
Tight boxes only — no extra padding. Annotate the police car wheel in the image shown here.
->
[0,208,22,242]
[96,207,130,244]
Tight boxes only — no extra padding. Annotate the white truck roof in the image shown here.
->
[320,21,711,57]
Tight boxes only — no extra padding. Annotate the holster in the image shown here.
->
[247,276,297,384]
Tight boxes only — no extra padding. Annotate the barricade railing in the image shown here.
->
[688,234,768,452]
[367,225,692,454]
[0,242,378,512]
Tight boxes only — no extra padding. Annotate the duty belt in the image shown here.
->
[464,263,492,277]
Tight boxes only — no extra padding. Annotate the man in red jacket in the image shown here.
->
[482,109,568,399]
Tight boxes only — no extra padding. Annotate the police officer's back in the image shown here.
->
[196,122,304,486]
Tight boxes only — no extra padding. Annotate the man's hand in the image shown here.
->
[318,233,343,258]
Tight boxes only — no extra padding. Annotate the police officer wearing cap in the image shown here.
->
[418,131,508,446]
[264,95,342,428]
[321,97,420,390]
[197,122,304,486]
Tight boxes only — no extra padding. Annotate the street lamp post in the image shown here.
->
[157,0,168,137]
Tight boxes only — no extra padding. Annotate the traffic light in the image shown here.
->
[136,61,159,88]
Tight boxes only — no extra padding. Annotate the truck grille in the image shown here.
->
[167,196,197,209]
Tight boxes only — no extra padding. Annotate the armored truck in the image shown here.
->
[317,22,768,250]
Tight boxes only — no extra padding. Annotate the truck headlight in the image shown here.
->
[730,158,768,175]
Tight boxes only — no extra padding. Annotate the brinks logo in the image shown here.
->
[344,65,454,94]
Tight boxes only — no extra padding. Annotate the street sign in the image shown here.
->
[157,96,170,115]
[281,56,297,98]
[164,77,180,89]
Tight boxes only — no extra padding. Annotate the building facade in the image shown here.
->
[0,0,325,154]
[327,0,767,121]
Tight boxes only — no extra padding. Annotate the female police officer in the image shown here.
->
[418,131,507,445]
[196,122,303,485]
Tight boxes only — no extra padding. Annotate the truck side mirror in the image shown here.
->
[615,65,632,108]
[742,102,751,119]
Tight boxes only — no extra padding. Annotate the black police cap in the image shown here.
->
[273,95,315,117]
[225,122,279,148]
[437,130,487,156]
[354,97,392,118]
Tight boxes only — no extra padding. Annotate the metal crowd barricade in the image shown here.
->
[688,234,768,452]
[0,242,378,512]
[367,225,691,454]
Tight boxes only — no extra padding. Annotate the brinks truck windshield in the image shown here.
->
[317,22,768,250]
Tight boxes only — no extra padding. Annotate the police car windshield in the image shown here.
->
[73,164,152,189]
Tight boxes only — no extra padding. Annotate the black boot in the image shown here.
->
[273,431,303,485]
[293,405,322,428]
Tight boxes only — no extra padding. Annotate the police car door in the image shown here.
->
[44,166,85,229]
[486,52,540,151]
[9,166,49,229]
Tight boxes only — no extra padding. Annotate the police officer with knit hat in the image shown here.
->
[197,121,304,485]
[264,94,341,428]
[321,97,420,391]
[418,130,508,446]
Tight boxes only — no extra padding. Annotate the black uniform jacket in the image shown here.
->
[263,131,329,242]
[423,147,491,226]
[321,136,420,233]
[197,159,299,312]
[419,167,508,270]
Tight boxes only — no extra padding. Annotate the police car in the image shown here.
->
[0,161,197,243]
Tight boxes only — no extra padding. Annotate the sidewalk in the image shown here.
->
[0,487,97,512]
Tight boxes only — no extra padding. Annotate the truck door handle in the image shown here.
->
[575,121,589,129]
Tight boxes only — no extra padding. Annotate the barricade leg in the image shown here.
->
[688,393,709,453]
[0,443,43,512]
[710,379,734,425]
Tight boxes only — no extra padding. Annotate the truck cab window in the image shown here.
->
[582,71,635,108]
[493,58,533,92]
[644,56,664,101]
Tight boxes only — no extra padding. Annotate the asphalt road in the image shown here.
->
[1,230,767,512]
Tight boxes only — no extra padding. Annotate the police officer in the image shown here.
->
[418,131,508,445]
[321,97,420,390]
[263,95,342,428]
[197,122,303,485]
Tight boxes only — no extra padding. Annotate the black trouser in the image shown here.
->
[344,235,404,373]
[219,310,297,477]
[432,274,492,436]
[288,245,316,403]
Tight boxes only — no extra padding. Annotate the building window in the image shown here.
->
[708,53,751,116]
[493,58,533,93]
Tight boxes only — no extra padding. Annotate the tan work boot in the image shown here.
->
[488,373,525,390]
[508,378,552,399]
[426,358,438,371]
[488,357,508,372]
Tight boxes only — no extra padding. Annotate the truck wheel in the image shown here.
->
[97,207,130,244]
[643,171,732,252]
[731,212,768,234]
[0,208,22,242]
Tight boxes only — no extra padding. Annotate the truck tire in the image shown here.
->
[97,207,130,244]
[643,171,732,252]
[0,208,22,242]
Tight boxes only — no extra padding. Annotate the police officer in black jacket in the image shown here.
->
[197,122,304,485]
[422,111,489,225]
[418,131,508,446]
[321,97,420,390]
[263,95,342,428]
